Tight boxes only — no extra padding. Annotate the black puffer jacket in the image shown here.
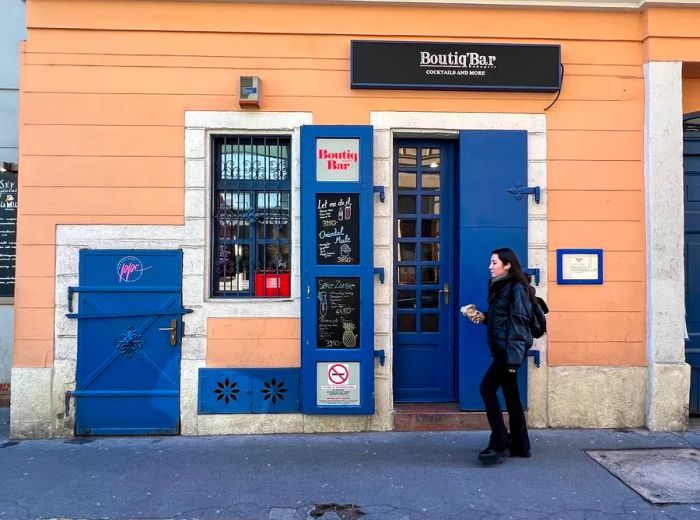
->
[483,275,534,367]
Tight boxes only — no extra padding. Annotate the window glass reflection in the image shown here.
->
[399,266,417,285]
[398,195,417,214]
[398,290,416,308]
[421,195,440,214]
[398,172,417,188]
[421,243,439,261]
[398,147,417,167]
[421,148,441,169]
[421,314,439,332]
[421,219,440,238]
[421,267,439,284]
[398,243,416,261]
[398,219,417,238]
[398,314,417,332]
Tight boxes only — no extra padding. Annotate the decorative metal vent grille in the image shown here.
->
[198,368,299,414]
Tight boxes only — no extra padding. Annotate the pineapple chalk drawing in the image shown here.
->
[342,322,357,347]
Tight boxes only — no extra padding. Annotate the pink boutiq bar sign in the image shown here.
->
[316,138,360,182]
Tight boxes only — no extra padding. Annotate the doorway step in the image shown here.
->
[393,403,508,431]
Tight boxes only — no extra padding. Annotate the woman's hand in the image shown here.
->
[461,304,485,324]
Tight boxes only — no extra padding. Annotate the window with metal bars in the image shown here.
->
[211,136,291,297]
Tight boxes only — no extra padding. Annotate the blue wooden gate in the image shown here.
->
[393,140,455,401]
[684,112,700,415]
[70,249,189,435]
[458,130,529,410]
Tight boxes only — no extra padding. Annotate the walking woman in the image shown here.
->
[462,247,534,465]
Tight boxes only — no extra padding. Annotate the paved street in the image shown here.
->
[1,408,700,520]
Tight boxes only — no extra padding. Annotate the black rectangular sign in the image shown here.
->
[351,40,561,92]
[0,172,17,298]
[316,193,360,265]
[316,277,360,349]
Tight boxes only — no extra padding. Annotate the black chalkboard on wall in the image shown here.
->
[316,277,360,348]
[316,193,359,265]
[0,172,17,298]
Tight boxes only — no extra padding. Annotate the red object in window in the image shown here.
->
[254,271,291,297]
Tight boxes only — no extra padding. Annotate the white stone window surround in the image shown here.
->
[40,112,312,437]
[369,111,549,424]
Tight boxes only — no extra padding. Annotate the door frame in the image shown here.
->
[392,138,457,402]
[370,111,547,420]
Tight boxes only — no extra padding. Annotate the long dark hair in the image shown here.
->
[491,247,536,300]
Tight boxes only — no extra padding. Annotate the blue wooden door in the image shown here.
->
[684,113,700,415]
[393,140,455,401]
[458,131,529,410]
[73,250,186,435]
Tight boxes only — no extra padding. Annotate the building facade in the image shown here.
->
[0,0,25,404]
[10,0,700,438]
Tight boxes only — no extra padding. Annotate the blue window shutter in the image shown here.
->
[300,125,375,415]
[457,130,529,410]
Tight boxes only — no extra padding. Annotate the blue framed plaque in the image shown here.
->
[557,249,603,285]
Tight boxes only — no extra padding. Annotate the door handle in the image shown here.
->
[439,282,449,305]
[159,319,178,346]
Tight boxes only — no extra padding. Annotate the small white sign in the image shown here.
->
[316,138,360,182]
[562,253,598,280]
[317,362,360,406]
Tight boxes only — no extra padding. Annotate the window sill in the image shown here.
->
[205,297,296,303]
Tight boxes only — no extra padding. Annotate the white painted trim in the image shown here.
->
[643,62,691,431]
[370,111,548,423]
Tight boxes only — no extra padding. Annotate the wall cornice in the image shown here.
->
[190,0,700,10]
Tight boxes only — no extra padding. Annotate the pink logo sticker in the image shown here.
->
[117,256,151,283]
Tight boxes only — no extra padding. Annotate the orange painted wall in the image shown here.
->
[644,7,700,62]
[207,318,301,367]
[15,0,696,369]
[684,78,700,114]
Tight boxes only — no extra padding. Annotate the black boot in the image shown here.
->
[478,447,508,465]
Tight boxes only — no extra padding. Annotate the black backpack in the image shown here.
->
[529,296,549,339]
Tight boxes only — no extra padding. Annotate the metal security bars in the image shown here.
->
[211,136,291,297]
[685,115,700,133]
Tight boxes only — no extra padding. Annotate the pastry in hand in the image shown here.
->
[461,304,484,323]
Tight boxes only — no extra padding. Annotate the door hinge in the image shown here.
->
[507,184,541,204]
[374,349,386,366]
[524,267,541,286]
[373,267,385,284]
[373,185,385,203]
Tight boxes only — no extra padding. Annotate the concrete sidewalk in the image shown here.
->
[1,408,699,520]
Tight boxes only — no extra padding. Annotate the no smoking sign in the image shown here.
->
[317,361,360,406]
[327,363,349,385]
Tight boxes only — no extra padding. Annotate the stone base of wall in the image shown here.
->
[548,366,647,428]
[646,362,690,431]
[10,367,53,439]
[11,363,691,438]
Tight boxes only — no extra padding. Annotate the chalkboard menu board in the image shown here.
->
[317,277,360,348]
[0,172,17,298]
[316,193,359,264]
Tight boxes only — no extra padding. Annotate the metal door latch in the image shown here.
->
[159,319,178,346]
[439,282,450,304]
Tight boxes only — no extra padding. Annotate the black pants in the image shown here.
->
[479,356,530,453]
